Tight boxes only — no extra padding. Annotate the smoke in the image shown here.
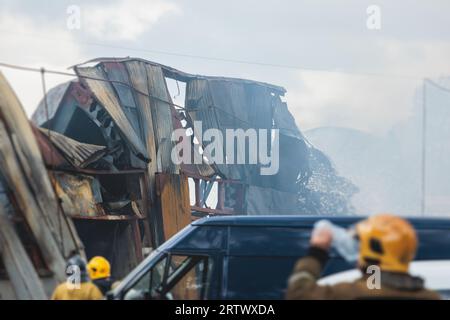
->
[305,78,450,216]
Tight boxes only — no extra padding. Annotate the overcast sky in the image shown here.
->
[1,0,450,135]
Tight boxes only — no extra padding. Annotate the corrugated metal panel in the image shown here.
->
[98,62,145,169]
[74,61,183,174]
[32,125,68,168]
[185,79,275,182]
[124,60,158,201]
[101,63,142,141]
[144,64,179,174]
[75,66,149,162]
[31,81,72,126]
[184,77,314,215]
[37,128,106,168]
[186,79,234,179]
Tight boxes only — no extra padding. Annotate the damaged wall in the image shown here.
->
[29,57,355,255]
[184,76,353,215]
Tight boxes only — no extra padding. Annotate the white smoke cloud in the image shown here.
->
[83,0,180,41]
[0,13,83,115]
[285,38,450,135]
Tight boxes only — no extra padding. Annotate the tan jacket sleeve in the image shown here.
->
[89,283,104,300]
[285,247,443,300]
[286,247,345,300]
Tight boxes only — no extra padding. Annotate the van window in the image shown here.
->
[226,256,298,299]
[124,254,212,300]
[165,255,212,299]
[439,290,450,300]
[123,256,167,300]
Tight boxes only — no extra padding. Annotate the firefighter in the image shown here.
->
[286,214,440,299]
[87,256,115,295]
[51,254,103,300]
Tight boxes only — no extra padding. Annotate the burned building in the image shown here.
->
[32,58,354,218]
[0,58,354,299]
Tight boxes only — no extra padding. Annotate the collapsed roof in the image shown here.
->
[32,57,355,216]
[0,58,357,298]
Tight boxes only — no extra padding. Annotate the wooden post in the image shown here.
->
[157,173,191,240]
[195,178,201,207]
[0,204,47,300]
[217,182,225,210]
[130,219,143,262]
[138,174,153,248]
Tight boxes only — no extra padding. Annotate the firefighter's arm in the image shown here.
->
[286,226,338,300]
[285,246,337,299]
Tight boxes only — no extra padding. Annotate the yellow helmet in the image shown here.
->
[356,214,417,273]
[87,256,111,280]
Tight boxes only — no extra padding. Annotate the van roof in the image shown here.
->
[191,215,450,229]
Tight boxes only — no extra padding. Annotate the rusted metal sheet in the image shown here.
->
[32,126,68,168]
[0,71,83,282]
[52,173,102,217]
[37,128,106,168]
[156,173,191,241]
[75,66,149,161]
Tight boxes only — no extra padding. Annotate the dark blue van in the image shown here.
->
[109,215,450,300]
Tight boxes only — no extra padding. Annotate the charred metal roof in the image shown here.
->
[73,57,287,94]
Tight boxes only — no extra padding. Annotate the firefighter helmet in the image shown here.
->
[356,214,417,273]
[66,254,89,282]
[87,256,111,280]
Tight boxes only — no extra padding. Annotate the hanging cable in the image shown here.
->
[0,61,188,110]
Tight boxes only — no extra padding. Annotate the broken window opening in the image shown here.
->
[64,108,107,146]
